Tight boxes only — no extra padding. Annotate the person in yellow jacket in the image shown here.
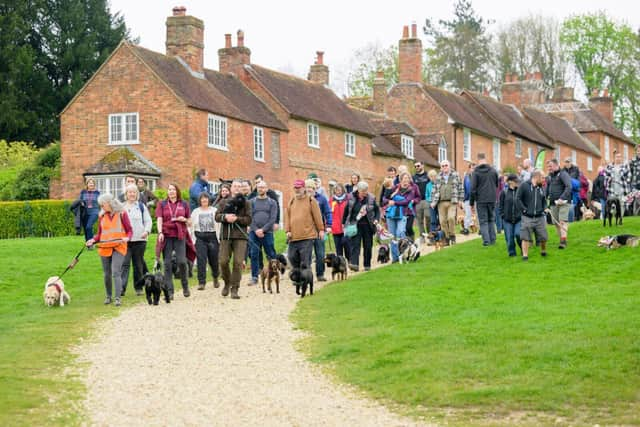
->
[86,193,133,306]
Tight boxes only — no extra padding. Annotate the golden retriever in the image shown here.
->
[43,276,70,307]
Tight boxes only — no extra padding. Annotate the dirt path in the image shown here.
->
[77,236,477,426]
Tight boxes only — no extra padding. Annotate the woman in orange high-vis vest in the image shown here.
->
[86,193,133,306]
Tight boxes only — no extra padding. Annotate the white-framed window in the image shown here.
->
[528,147,534,163]
[493,139,501,169]
[108,113,139,145]
[401,135,414,159]
[463,128,471,161]
[89,175,157,196]
[438,137,447,163]
[207,181,221,195]
[587,156,593,171]
[515,138,522,158]
[253,127,264,161]
[571,149,577,164]
[624,144,629,162]
[208,114,228,150]
[344,132,356,157]
[604,136,610,162]
[307,122,319,148]
[554,146,560,161]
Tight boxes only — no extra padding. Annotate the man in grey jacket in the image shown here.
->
[248,180,278,285]
[470,153,499,246]
[546,159,572,249]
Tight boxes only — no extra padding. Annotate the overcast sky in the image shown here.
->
[109,0,640,96]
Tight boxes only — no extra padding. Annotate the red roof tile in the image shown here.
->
[523,107,600,156]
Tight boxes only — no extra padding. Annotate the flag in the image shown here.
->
[535,150,546,170]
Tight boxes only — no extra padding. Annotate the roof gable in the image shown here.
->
[246,65,374,136]
[421,85,509,141]
[463,91,554,148]
[523,107,600,156]
[84,146,162,176]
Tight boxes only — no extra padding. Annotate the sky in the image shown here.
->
[108,0,640,96]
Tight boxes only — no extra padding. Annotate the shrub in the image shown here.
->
[35,142,60,169]
[0,200,75,239]
[0,140,38,167]
[13,166,52,200]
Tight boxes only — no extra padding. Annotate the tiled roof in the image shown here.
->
[84,146,162,176]
[246,65,375,136]
[371,136,404,158]
[421,85,510,141]
[463,91,554,148]
[523,108,601,156]
[130,44,287,131]
[566,108,633,144]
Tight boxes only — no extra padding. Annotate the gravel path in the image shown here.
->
[77,236,476,426]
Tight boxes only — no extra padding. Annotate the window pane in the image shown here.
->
[111,116,122,142]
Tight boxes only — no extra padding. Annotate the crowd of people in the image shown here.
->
[77,144,640,304]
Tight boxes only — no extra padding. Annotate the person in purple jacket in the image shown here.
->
[383,172,418,262]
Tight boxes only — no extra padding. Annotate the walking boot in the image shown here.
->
[213,277,220,288]
[197,283,205,290]
[221,283,230,297]
[230,287,240,299]
[183,284,190,297]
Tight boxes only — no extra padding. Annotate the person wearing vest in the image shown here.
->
[285,179,325,284]
[86,193,133,306]
[343,181,380,272]
[157,183,194,299]
[248,180,278,285]
[214,179,252,299]
[330,183,350,259]
[191,192,220,290]
[430,160,464,245]
[120,184,152,297]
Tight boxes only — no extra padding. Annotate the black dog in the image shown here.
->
[604,198,623,227]
[276,253,288,275]
[323,253,348,281]
[136,272,170,305]
[222,193,246,215]
[171,252,193,279]
[289,267,314,298]
[377,244,390,264]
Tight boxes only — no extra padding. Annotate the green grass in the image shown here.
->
[292,218,640,426]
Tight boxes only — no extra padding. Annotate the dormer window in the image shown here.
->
[401,135,414,159]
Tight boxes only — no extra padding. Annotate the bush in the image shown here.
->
[35,142,60,169]
[0,200,75,239]
[13,166,52,200]
[0,140,38,167]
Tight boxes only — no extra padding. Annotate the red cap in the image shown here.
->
[293,179,305,188]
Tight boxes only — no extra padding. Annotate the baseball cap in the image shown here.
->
[307,172,318,179]
[506,173,519,182]
[293,179,305,188]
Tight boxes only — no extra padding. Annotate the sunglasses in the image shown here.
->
[414,164,422,167]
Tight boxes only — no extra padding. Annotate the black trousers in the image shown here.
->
[121,240,147,291]
[349,223,374,268]
[195,231,219,285]
[162,237,188,294]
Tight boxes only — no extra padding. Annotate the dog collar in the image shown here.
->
[47,283,62,294]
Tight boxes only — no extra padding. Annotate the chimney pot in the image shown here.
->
[316,51,324,65]
[603,88,609,97]
[376,70,385,79]
[592,87,599,97]
[402,25,409,39]
[505,73,511,83]
[237,29,244,47]
[534,71,542,81]
[411,22,417,38]
[512,74,519,82]
[172,6,186,16]
[224,33,232,48]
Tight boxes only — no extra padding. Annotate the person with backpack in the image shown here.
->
[157,183,195,299]
[343,181,380,271]
[120,184,152,296]
[248,180,278,285]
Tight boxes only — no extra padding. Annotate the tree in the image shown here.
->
[493,14,568,91]
[423,0,492,92]
[346,43,399,97]
[561,12,640,139]
[0,0,133,147]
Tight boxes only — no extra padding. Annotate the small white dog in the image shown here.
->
[43,276,70,307]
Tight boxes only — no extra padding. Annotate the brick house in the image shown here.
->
[57,6,420,206]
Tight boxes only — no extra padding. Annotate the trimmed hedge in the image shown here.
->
[0,200,75,239]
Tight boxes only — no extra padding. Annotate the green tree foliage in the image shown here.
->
[423,0,492,91]
[561,12,640,140]
[494,14,568,91]
[0,0,132,147]
[346,43,399,97]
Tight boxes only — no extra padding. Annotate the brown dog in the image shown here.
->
[261,259,281,294]
[469,214,479,233]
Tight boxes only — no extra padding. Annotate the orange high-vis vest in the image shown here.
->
[97,213,127,257]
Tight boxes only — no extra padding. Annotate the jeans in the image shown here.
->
[121,240,147,292]
[249,231,276,280]
[312,238,326,278]
[287,239,314,271]
[332,233,350,258]
[405,215,415,239]
[348,223,374,268]
[477,202,496,244]
[429,206,439,232]
[463,200,472,229]
[387,216,407,262]
[195,232,219,285]
[495,204,503,233]
[503,221,522,256]
[84,208,99,241]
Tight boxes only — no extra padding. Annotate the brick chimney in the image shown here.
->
[551,86,575,103]
[501,71,545,108]
[166,6,204,75]
[218,29,251,77]
[590,88,614,122]
[398,23,423,83]
[307,51,329,85]
[373,71,386,113]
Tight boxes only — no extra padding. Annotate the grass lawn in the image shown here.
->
[292,218,640,426]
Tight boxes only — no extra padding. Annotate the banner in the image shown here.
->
[535,149,546,170]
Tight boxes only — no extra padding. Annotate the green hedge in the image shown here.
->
[0,200,75,239]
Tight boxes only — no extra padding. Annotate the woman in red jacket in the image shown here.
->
[330,183,350,258]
